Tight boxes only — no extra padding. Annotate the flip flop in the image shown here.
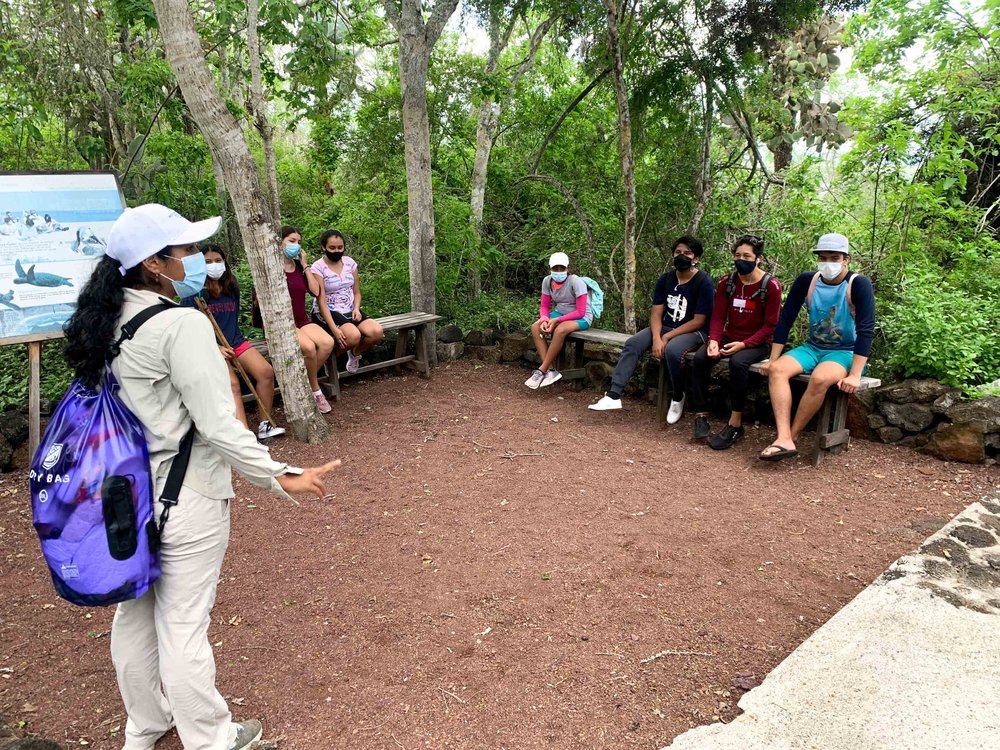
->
[759,443,798,462]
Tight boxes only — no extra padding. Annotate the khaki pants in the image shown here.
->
[111,488,232,750]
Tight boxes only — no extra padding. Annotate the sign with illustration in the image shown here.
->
[0,173,125,344]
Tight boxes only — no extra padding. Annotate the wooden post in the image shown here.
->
[27,341,41,458]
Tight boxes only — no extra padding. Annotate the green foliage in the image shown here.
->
[882,262,1000,388]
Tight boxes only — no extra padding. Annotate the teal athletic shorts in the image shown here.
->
[549,312,590,331]
[785,341,855,375]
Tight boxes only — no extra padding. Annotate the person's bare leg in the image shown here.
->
[530,319,549,360]
[765,355,803,453]
[539,322,578,371]
[227,366,248,429]
[238,348,275,419]
[354,319,384,355]
[790,361,847,440]
[296,329,320,391]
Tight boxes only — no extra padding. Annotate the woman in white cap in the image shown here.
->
[63,203,341,750]
[525,251,594,389]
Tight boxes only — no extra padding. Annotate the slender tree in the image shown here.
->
[382,0,461,320]
[152,0,330,442]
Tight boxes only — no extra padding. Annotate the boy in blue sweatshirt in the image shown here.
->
[759,233,876,461]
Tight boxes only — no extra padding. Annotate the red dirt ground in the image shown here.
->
[1,360,998,750]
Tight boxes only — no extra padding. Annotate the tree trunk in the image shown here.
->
[687,81,714,235]
[773,139,792,172]
[469,15,555,297]
[384,0,459,332]
[153,0,329,443]
[247,0,281,226]
[606,0,637,334]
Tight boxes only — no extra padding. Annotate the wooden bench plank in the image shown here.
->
[567,329,631,347]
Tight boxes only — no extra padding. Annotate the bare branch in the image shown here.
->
[528,67,612,175]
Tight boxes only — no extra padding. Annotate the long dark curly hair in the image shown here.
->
[63,252,170,388]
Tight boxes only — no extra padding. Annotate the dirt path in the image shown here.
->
[2,361,997,750]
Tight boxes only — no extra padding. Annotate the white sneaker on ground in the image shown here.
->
[257,420,286,440]
[666,395,686,424]
[540,369,562,387]
[227,720,262,750]
[588,393,622,411]
[346,351,361,373]
[524,369,545,389]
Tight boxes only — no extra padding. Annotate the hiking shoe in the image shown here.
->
[709,425,745,450]
[588,393,622,411]
[524,369,545,389]
[666,395,686,424]
[257,420,286,440]
[227,720,262,750]
[346,351,361,374]
[314,392,332,414]
[540,369,562,388]
[692,415,711,441]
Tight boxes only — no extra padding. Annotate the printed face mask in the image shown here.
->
[550,271,568,283]
[163,253,207,299]
[673,254,694,272]
[284,243,301,259]
[817,261,843,280]
[325,251,344,263]
[734,258,757,276]
[205,261,226,280]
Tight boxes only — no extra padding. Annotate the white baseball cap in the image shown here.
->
[813,232,850,255]
[106,203,222,274]
[548,252,570,268]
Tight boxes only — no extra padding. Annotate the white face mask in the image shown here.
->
[817,261,843,281]
[205,261,226,280]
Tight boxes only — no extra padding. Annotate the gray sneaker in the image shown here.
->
[540,368,562,387]
[228,720,263,750]
[257,420,286,440]
[524,369,545,389]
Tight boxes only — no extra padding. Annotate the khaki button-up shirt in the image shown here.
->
[111,288,291,500]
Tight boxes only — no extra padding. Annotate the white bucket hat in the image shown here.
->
[813,232,850,255]
[106,203,221,274]
[548,252,570,268]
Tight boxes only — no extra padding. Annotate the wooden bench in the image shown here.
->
[323,311,442,400]
[248,311,442,402]
[557,328,881,466]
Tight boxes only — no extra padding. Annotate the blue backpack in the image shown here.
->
[30,303,193,606]
[579,276,604,319]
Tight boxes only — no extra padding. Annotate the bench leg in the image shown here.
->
[394,329,408,375]
[812,389,836,466]
[414,325,431,378]
[656,359,668,423]
[571,338,585,391]
[324,354,341,401]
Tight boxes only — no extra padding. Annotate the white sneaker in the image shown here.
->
[346,351,361,373]
[524,369,545,389]
[257,420,286,440]
[588,393,622,411]
[540,369,562,387]
[666,395,686,424]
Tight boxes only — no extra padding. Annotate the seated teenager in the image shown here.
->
[310,229,385,374]
[759,232,875,461]
[589,235,714,421]
[277,226,334,413]
[525,252,594,389]
[690,235,782,449]
[182,244,285,440]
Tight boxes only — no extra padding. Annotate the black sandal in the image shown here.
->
[758,443,798,461]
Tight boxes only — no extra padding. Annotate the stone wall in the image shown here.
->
[852,378,999,465]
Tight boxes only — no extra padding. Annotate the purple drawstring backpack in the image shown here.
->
[30,302,194,606]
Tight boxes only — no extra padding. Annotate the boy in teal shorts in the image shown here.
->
[758,233,876,460]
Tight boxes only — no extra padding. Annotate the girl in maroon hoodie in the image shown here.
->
[689,236,782,449]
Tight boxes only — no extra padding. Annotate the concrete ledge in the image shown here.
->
[664,490,1000,750]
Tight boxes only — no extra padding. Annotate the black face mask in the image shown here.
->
[673,254,694,272]
[734,258,757,276]
[325,251,344,263]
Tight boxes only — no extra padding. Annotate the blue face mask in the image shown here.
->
[284,243,301,259]
[550,271,568,283]
[163,252,207,299]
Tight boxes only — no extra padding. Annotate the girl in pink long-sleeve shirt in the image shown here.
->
[525,252,593,389]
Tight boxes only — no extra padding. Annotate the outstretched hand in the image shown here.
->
[277,459,342,498]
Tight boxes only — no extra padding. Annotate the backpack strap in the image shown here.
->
[109,300,178,359]
[151,425,195,550]
[755,272,773,302]
[725,272,736,299]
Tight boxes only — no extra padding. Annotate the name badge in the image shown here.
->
[733,298,747,309]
